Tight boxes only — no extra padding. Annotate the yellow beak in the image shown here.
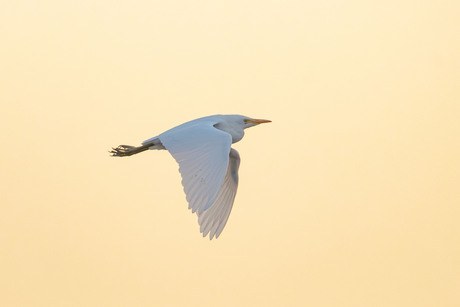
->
[246,118,272,125]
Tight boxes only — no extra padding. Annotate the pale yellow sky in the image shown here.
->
[1,1,459,306]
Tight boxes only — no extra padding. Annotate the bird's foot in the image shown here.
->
[110,145,137,157]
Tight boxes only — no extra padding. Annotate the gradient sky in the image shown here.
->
[1,1,459,306]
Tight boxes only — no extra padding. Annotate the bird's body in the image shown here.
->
[111,114,270,239]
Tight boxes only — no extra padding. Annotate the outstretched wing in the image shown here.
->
[197,148,240,239]
[158,124,232,214]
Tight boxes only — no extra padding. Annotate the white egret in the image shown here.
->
[110,115,271,239]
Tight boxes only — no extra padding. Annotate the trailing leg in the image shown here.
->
[110,144,152,157]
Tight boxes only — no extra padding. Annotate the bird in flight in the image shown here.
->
[110,114,271,239]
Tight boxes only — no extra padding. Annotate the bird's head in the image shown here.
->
[215,115,271,143]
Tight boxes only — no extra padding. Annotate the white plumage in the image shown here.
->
[111,114,271,239]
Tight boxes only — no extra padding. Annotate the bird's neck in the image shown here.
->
[214,123,244,143]
[230,130,244,143]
